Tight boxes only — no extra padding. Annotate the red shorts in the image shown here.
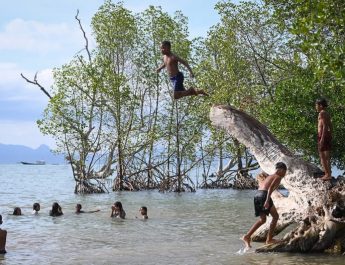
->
[318,134,332,152]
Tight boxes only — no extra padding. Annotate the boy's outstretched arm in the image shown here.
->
[156,63,165,73]
[177,56,194,78]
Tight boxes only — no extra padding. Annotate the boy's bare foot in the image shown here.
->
[197,89,209,96]
[265,238,280,245]
[241,235,251,248]
[320,175,332,181]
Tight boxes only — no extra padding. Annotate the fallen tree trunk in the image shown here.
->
[210,105,345,254]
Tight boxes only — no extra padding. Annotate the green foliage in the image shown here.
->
[260,67,317,156]
[265,0,345,86]
[92,0,137,56]
[194,1,295,166]
[36,0,345,189]
[37,1,213,190]
[263,0,345,168]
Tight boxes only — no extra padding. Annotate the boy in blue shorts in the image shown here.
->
[156,40,208,100]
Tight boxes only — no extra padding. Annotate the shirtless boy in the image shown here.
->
[242,162,287,248]
[156,40,208,100]
[315,98,332,181]
[0,215,7,254]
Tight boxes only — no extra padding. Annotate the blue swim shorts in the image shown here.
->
[170,72,185,92]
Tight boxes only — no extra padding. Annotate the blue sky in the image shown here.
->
[0,0,221,148]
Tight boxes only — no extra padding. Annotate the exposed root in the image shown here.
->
[74,180,106,194]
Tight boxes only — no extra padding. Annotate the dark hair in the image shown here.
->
[0,214,3,223]
[76,204,82,210]
[52,202,59,211]
[275,162,287,171]
[141,206,147,213]
[33,202,40,211]
[50,202,63,216]
[161,40,171,48]
[13,207,22,215]
[114,201,123,211]
[315,98,328,108]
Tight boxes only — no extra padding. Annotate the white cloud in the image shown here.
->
[0,120,55,148]
[0,18,82,53]
[0,62,21,86]
[0,62,53,102]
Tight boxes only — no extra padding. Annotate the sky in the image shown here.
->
[0,0,222,149]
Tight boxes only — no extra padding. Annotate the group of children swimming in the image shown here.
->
[0,201,148,254]
[10,201,148,219]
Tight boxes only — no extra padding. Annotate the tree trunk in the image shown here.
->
[112,140,124,191]
[210,105,345,254]
[175,102,182,192]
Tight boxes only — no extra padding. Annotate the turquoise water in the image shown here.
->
[0,164,343,265]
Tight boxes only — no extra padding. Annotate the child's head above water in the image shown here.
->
[139,206,148,219]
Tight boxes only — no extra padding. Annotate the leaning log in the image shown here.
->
[210,105,345,253]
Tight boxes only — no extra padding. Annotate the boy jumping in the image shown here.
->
[156,40,208,100]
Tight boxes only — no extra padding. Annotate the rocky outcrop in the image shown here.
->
[210,105,345,254]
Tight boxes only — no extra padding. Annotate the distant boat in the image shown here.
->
[20,160,46,165]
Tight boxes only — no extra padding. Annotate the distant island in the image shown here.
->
[0,143,65,164]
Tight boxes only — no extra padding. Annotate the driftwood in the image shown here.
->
[210,105,345,254]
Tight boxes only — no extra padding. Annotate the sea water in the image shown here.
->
[0,164,343,265]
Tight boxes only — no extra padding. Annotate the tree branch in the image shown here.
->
[20,73,52,99]
[75,10,92,62]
